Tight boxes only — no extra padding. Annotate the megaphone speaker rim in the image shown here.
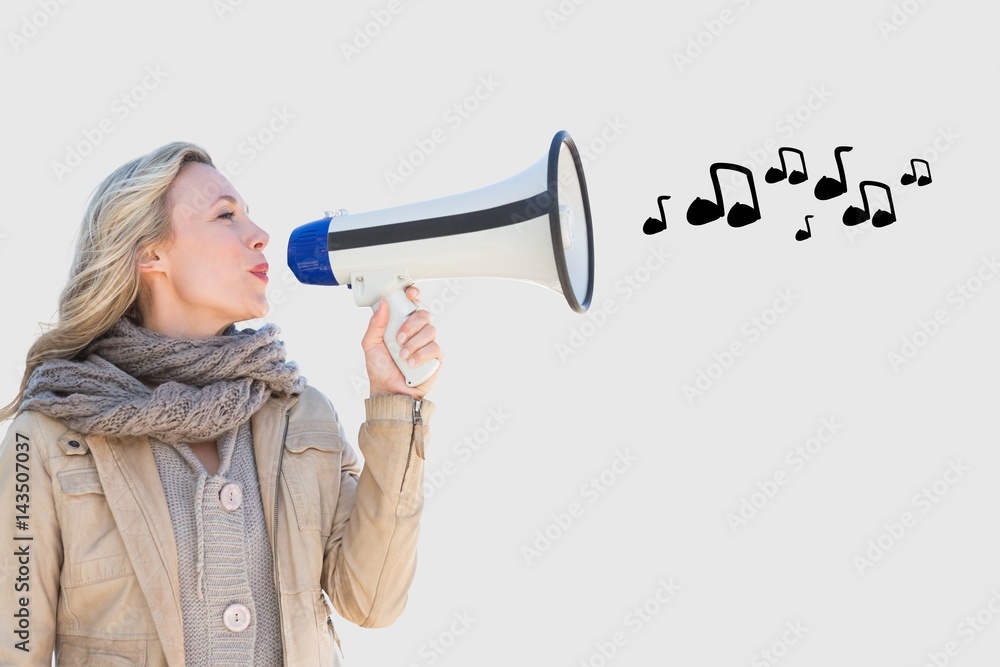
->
[547,130,595,313]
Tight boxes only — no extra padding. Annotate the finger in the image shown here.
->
[395,308,432,345]
[398,324,437,360]
[405,285,421,302]
[401,340,443,367]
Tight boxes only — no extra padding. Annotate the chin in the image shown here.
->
[228,304,269,327]
[249,300,270,320]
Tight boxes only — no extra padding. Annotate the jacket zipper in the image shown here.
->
[399,398,422,492]
[273,411,290,667]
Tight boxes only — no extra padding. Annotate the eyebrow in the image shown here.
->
[212,195,249,214]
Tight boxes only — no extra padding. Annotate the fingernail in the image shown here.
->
[408,357,417,366]
[400,348,409,359]
[397,332,406,344]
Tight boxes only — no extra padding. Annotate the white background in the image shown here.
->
[2,0,999,665]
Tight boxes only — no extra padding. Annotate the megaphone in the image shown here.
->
[288,130,595,387]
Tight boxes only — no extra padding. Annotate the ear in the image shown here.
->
[137,246,165,274]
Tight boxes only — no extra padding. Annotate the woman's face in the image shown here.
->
[141,161,270,337]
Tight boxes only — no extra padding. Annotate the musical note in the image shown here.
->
[900,158,932,186]
[795,215,813,241]
[814,146,853,200]
[842,181,896,227]
[687,163,761,227]
[765,147,808,185]
[642,195,671,235]
[637,144,928,242]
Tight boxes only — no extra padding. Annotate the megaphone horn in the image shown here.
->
[288,130,595,386]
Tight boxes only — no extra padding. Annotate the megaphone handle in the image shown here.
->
[376,288,440,388]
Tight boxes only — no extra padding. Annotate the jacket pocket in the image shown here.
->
[284,429,345,455]
[281,430,345,533]
[56,467,157,639]
[56,635,147,666]
[57,467,133,583]
[57,466,102,495]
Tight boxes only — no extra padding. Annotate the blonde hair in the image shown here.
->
[0,142,214,421]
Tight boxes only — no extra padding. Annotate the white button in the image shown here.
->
[220,483,243,511]
[223,603,251,632]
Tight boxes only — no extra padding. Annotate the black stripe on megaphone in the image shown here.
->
[326,191,552,251]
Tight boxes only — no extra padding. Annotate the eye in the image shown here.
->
[217,210,236,220]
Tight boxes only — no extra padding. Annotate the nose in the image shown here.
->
[247,219,269,251]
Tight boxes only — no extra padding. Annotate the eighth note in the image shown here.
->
[814,146,853,200]
[642,195,671,235]
[687,163,761,227]
[795,215,813,241]
[843,181,896,227]
[900,158,932,186]
[765,147,808,185]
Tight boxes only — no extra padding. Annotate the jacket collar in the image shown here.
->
[250,392,298,544]
[86,431,187,666]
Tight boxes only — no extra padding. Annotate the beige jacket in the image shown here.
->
[0,386,433,666]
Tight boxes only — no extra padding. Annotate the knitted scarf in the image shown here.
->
[20,318,306,443]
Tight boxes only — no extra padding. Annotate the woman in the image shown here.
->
[0,142,441,666]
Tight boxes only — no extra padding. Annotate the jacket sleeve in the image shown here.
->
[0,411,62,666]
[321,393,434,628]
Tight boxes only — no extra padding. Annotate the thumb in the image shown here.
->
[363,298,390,346]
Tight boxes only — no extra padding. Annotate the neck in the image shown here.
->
[139,310,232,339]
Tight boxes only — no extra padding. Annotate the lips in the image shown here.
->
[250,262,269,281]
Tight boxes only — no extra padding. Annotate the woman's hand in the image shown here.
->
[362,285,442,399]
